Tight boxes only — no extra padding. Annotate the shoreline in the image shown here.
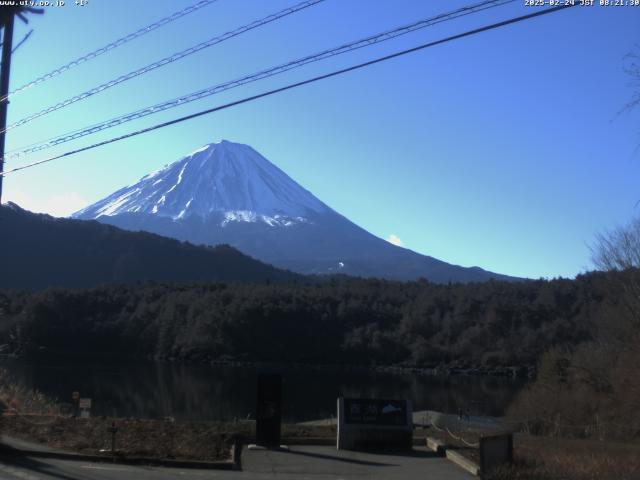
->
[0,353,535,379]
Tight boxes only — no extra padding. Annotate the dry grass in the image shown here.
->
[493,434,640,480]
[0,415,336,461]
[422,424,640,479]
[1,416,237,461]
[0,369,58,416]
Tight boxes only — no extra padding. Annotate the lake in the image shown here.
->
[1,359,526,422]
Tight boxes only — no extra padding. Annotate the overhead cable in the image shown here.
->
[0,0,326,133]
[0,4,576,178]
[4,0,514,162]
[0,0,221,104]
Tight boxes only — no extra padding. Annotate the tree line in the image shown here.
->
[0,269,630,370]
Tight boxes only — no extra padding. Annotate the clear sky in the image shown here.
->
[2,0,639,280]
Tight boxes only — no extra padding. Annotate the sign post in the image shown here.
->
[337,397,412,451]
[71,391,80,418]
[78,398,92,418]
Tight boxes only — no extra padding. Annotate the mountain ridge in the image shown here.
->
[74,140,518,283]
[0,202,300,290]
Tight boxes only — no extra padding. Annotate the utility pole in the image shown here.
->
[0,13,15,205]
[0,6,43,205]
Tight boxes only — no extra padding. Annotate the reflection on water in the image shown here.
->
[1,359,526,422]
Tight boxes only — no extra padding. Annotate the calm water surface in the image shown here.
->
[1,359,526,422]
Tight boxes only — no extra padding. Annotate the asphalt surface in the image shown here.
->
[0,456,225,480]
[241,445,472,479]
[0,445,472,479]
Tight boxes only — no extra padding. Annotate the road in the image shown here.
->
[0,446,472,479]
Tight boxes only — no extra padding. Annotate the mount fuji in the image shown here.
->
[74,140,513,283]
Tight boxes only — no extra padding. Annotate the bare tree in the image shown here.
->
[621,46,640,116]
[588,218,640,431]
[591,217,640,325]
[592,216,640,271]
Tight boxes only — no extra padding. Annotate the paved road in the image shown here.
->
[0,456,227,480]
[0,446,472,480]
[241,445,472,479]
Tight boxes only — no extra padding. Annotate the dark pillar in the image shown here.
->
[256,373,282,447]
[0,13,15,203]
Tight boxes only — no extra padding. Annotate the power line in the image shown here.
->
[0,4,576,178]
[3,0,515,163]
[0,0,220,104]
[0,0,326,134]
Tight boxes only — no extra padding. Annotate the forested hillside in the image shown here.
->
[0,203,299,289]
[1,270,629,370]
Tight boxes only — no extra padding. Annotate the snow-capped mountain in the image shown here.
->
[74,140,514,283]
[75,140,328,226]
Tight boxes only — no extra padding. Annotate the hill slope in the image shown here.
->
[0,203,299,290]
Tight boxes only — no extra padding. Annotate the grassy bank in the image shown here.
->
[0,416,335,461]
[422,426,640,479]
[496,434,640,480]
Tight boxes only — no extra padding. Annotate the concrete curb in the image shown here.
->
[445,450,480,477]
[425,436,481,476]
[425,437,446,455]
[0,443,235,470]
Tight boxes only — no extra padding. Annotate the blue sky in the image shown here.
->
[2,0,639,279]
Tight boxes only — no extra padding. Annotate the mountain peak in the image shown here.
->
[74,141,330,224]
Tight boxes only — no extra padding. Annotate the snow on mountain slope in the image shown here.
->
[74,140,329,226]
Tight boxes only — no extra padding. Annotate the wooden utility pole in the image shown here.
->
[0,13,15,204]
[0,6,43,205]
